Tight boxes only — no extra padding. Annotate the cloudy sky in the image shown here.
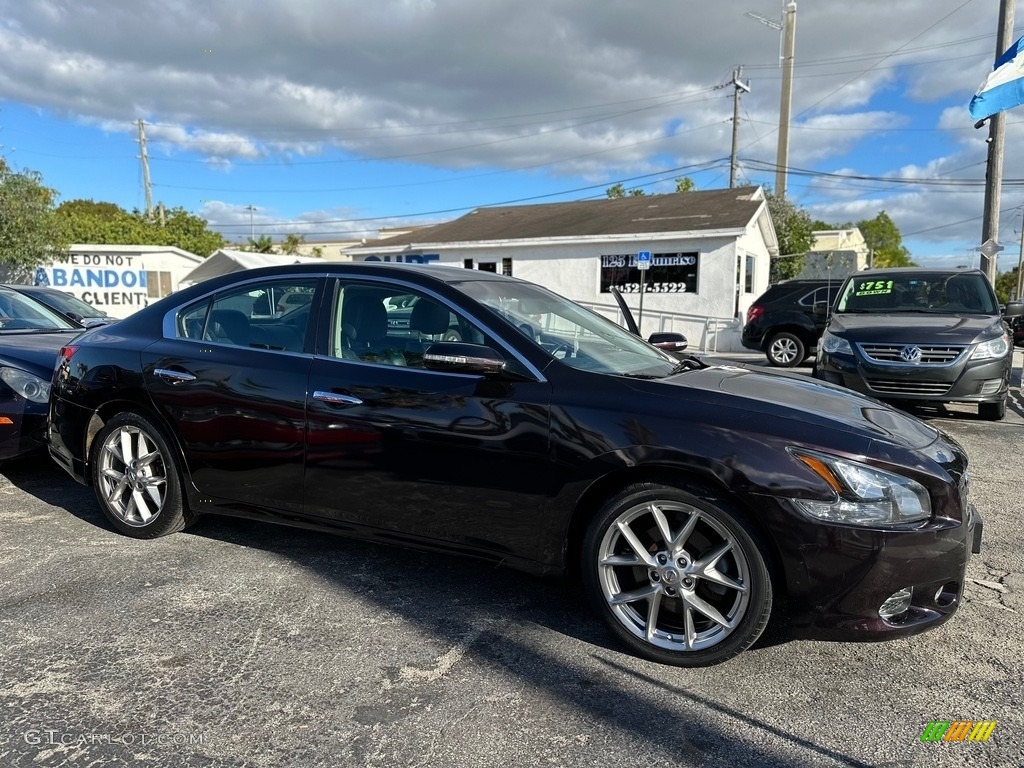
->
[0,0,1022,269]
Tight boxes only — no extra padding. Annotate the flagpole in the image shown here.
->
[980,0,1015,284]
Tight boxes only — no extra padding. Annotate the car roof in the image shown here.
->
[850,268,986,277]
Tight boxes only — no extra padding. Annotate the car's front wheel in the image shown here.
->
[766,332,805,367]
[91,412,188,538]
[582,483,772,667]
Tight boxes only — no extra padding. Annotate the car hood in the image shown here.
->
[651,363,940,450]
[0,330,82,375]
[827,312,1001,342]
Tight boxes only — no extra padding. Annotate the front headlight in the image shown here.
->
[789,449,931,525]
[0,367,51,404]
[820,331,852,355]
[970,332,1010,361]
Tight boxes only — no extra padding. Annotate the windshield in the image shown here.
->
[31,289,104,318]
[0,288,80,331]
[454,279,678,377]
[836,273,999,315]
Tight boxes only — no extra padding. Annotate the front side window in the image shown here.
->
[177,279,317,352]
[328,282,485,367]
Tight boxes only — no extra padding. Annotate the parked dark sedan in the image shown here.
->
[0,286,84,460]
[49,264,979,667]
[5,284,117,327]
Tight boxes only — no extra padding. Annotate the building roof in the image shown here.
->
[352,187,768,249]
[70,243,205,263]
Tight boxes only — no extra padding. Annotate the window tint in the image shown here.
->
[177,279,317,352]
[329,282,485,367]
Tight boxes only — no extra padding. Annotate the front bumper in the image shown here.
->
[756,494,976,642]
[816,350,1010,403]
[0,397,48,461]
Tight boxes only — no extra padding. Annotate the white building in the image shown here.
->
[797,229,871,281]
[32,244,205,319]
[344,187,778,351]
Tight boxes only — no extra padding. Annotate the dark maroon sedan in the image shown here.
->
[48,263,979,667]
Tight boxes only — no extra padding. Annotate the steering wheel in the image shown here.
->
[539,335,575,358]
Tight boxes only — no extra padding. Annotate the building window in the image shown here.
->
[478,262,497,273]
[146,271,173,299]
[599,252,698,294]
[744,255,755,294]
[501,257,513,276]
[463,259,474,269]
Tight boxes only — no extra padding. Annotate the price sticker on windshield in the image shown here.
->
[854,279,894,296]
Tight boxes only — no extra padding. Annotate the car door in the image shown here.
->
[304,277,554,560]
[140,276,322,513]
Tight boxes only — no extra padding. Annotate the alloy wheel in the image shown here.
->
[596,500,751,652]
[97,425,169,527]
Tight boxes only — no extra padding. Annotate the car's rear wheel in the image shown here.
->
[582,483,772,667]
[979,397,1006,421]
[91,412,188,538]
[766,332,805,367]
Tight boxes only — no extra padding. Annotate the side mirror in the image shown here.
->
[423,342,507,376]
[648,332,688,353]
[812,301,830,318]
[1002,301,1023,319]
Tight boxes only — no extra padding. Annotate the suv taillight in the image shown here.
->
[746,305,764,325]
[58,345,79,363]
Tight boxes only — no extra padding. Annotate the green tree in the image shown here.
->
[856,211,914,268]
[56,200,149,243]
[247,234,275,253]
[765,191,814,282]
[606,177,695,198]
[280,233,305,255]
[158,207,226,256]
[55,200,224,256]
[675,177,695,193]
[0,159,67,280]
[994,267,1019,303]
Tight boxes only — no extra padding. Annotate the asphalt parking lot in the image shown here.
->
[1,354,1022,768]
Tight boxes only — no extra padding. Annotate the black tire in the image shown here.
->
[581,482,772,667]
[442,328,462,342]
[979,397,1006,421]
[90,411,189,538]
[766,332,806,368]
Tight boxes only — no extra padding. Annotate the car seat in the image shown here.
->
[340,294,406,365]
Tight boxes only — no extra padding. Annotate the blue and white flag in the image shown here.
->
[969,35,1024,121]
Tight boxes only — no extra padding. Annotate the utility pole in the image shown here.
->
[1015,209,1024,300]
[137,119,153,220]
[776,1,797,199]
[245,205,257,242]
[980,0,1015,283]
[730,66,751,188]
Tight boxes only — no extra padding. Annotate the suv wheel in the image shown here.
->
[979,398,1006,421]
[766,332,805,367]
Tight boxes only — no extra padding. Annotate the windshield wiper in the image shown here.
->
[669,355,708,375]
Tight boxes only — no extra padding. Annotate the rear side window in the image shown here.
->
[178,279,318,352]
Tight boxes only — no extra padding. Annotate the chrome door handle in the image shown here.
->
[154,368,197,383]
[313,391,363,406]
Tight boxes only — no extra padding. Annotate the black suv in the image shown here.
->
[814,268,1022,420]
[742,279,842,366]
